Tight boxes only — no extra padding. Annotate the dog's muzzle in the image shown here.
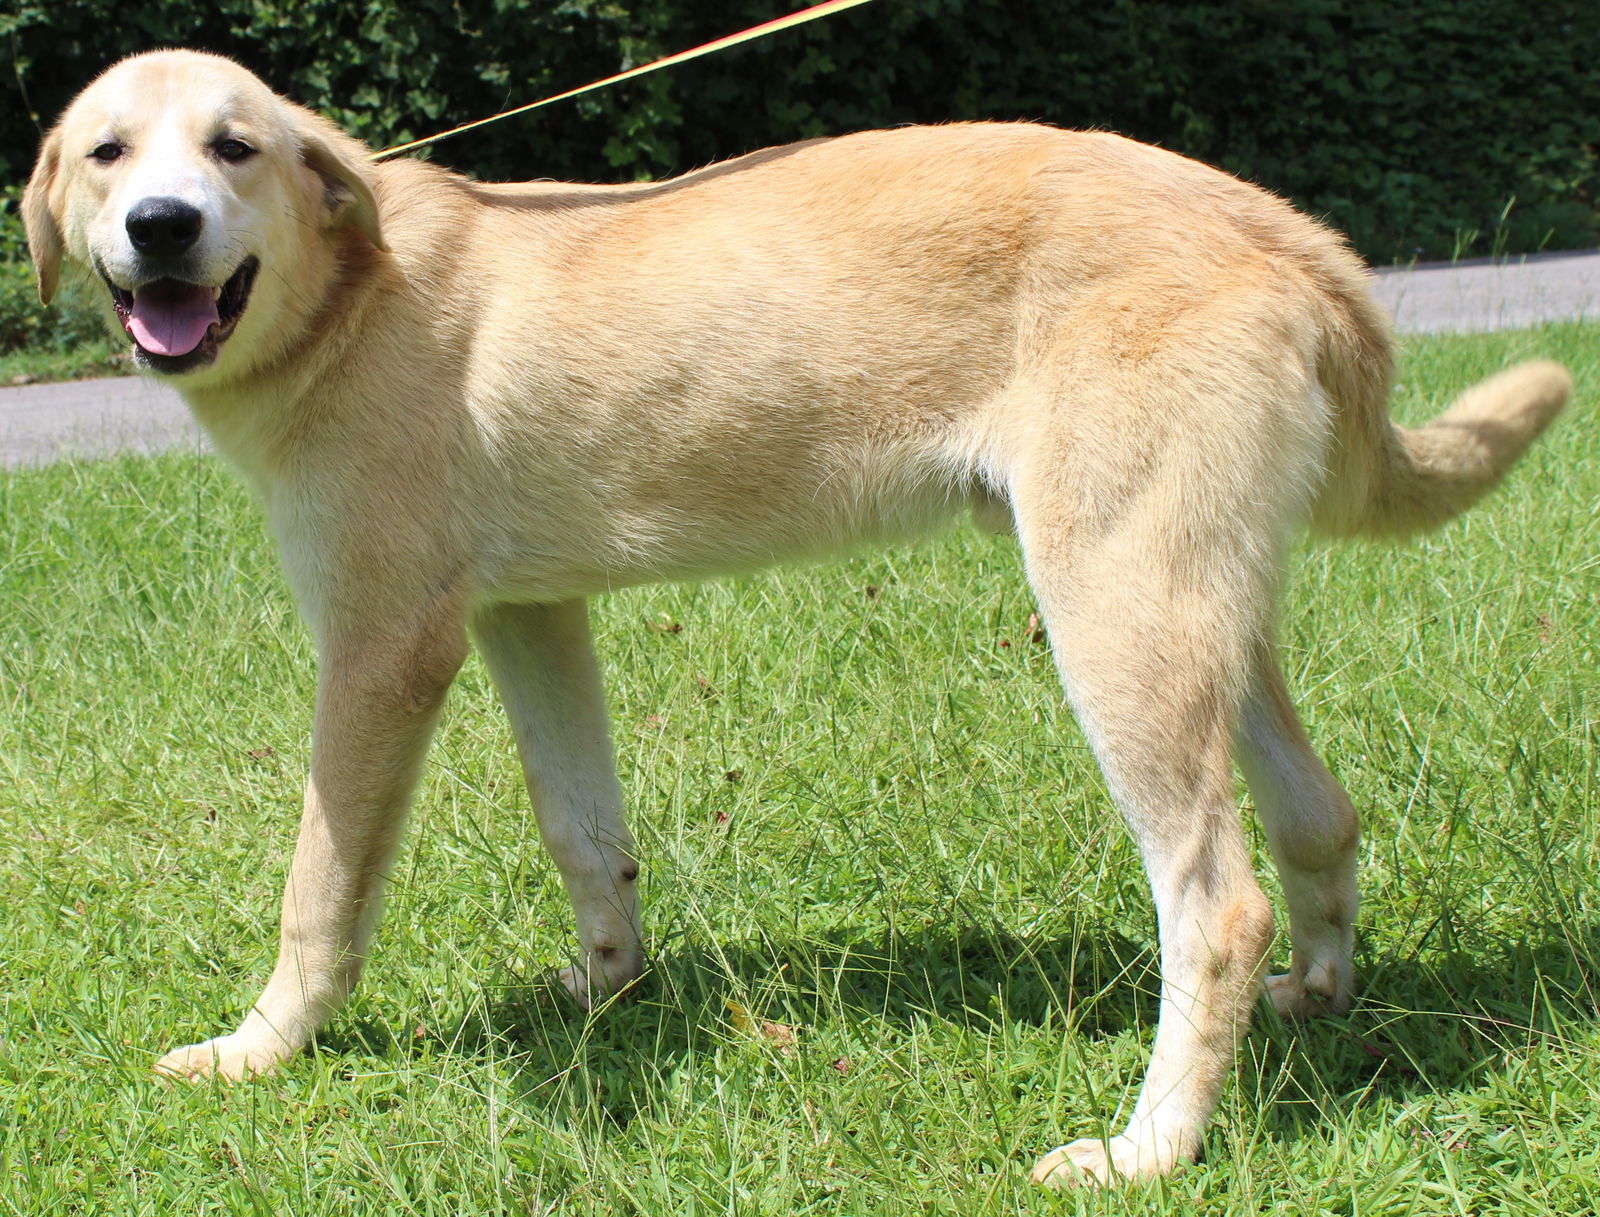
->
[100,196,259,374]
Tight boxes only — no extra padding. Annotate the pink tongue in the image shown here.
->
[127,284,219,356]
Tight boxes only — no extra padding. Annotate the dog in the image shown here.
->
[23,49,1570,1185]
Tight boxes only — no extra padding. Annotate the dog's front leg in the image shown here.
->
[155,614,468,1081]
[472,599,644,1006]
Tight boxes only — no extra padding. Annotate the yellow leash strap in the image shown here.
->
[370,0,881,162]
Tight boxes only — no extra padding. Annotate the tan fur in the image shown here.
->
[26,50,1571,1186]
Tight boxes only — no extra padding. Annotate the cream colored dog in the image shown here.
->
[25,49,1570,1185]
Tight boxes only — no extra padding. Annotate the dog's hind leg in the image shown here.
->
[1009,386,1299,1184]
[472,599,645,1006]
[1235,642,1358,1018]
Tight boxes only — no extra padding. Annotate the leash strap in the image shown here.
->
[370,0,880,162]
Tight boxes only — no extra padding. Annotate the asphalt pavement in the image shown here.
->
[4,249,1598,469]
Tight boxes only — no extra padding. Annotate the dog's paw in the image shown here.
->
[152,1034,286,1084]
[1266,968,1351,1020]
[1031,1135,1176,1187]
[557,946,645,1011]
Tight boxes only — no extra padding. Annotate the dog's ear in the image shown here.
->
[22,128,64,305]
[295,110,389,253]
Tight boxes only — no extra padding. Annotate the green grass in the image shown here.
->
[1,324,1597,1215]
[0,338,131,387]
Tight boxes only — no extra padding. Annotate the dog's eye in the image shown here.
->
[213,138,257,164]
[88,142,124,163]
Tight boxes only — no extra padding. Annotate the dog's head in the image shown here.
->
[23,50,387,383]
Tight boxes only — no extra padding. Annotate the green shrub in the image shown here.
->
[3,0,1597,271]
[0,189,107,355]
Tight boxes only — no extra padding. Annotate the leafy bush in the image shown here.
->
[0,189,107,356]
[2,0,1596,282]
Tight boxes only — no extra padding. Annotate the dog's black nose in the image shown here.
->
[125,197,204,255]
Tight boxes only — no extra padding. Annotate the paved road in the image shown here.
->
[4,250,1598,469]
[1,373,202,468]
[1371,247,1600,334]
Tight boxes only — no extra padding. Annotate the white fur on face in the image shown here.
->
[41,51,334,384]
[61,60,293,291]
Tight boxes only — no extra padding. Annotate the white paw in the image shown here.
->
[153,1033,292,1083]
[1266,967,1351,1020]
[1030,1135,1177,1187]
[557,946,644,1011]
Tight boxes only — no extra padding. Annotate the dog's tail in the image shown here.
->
[1309,281,1572,539]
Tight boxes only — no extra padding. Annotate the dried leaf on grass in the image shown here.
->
[725,998,799,1056]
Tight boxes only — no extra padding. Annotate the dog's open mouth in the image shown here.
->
[106,257,258,372]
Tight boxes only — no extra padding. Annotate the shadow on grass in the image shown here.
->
[325,918,1597,1139]
[1251,922,1600,1145]
[328,921,1157,1115]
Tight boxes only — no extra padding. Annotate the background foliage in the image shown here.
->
[3,0,1598,268]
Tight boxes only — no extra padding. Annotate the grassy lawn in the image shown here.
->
[0,339,131,388]
[1,323,1596,1215]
